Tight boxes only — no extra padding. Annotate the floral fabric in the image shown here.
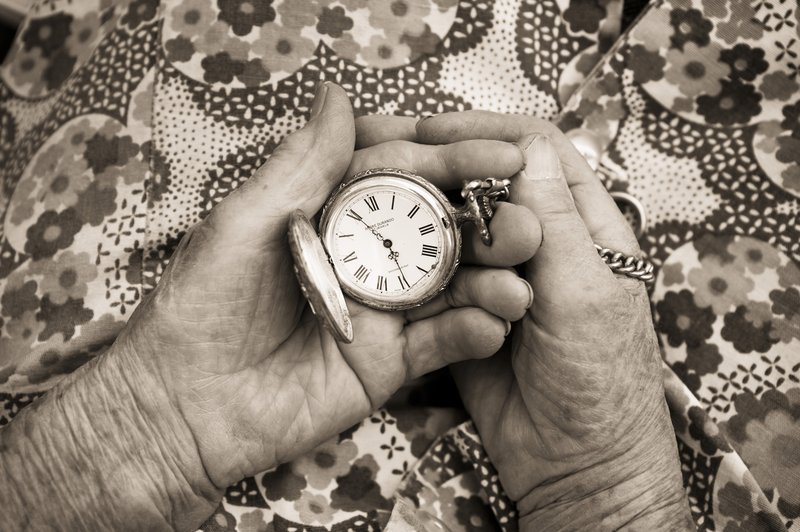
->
[0,0,797,531]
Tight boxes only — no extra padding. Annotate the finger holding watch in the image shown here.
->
[343,130,541,325]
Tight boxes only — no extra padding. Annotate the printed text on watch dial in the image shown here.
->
[330,189,443,298]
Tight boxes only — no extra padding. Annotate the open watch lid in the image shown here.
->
[288,210,353,343]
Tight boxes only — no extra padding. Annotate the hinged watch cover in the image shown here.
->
[287,210,353,343]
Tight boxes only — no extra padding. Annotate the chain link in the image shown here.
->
[594,244,655,284]
[461,178,511,220]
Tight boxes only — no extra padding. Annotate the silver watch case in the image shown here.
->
[288,168,465,344]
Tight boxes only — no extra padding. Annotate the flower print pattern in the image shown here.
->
[562,0,607,34]
[317,6,353,38]
[1,0,135,97]
[781,101,800,137]
[715,2,764,45]
[277,0,318,29]
[628,44,667,84]
[688,256,754,315]
[22,12,72,57]
[24,210,83,261]
[292,438,359,489]
[656,289,717,347]
[66,12,102,62]
[778,261,800,290]
[293,492,335,524]
[170,0,216,38]
[29,252,98,305]
[120,0,158,29]
[0,311,45,360]
[1,0,799,530]
[721,305,777,354]
[161,0,461,87]
[368,0,431,37]
[360,32,413,69]
[759,71,799,102]
[665,42,729,97]
[622,1,793,136]
[1,272,40,320]
[261,463,307,502]
[454,495,494,531]
[218,0,275,36]
[669,8,712,49]
[720,44,768,82]
[723,389,800,509]
[39,158,92,210]
[329,455,392,513]
[252,24,317,75]
[729,238,782,275]
[696,79,763,126]
[684,342,723,376]
[201,507,237,531]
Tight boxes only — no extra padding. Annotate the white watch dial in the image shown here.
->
[322,180,454,307]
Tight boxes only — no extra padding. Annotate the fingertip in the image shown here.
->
[313,83,355,141]
[451,308,506,359]
[485,268,531,321]
[464,203,542,266]
[444,140,524,180]
[505,277,533,322]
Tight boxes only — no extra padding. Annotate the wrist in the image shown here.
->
[517,406,693,531]
[518,463,693,531]
[1,344,221,531]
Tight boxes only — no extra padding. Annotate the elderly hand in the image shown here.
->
[1,88,541,531]
[359,112,693,530]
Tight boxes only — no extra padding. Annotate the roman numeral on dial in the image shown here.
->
[342,251,357,263]
[421,244,437,258]
[364,196,379,212]
[354,265,370,283]
[397,276,410,289]
[419,224,435,236]
[376,275,388,291]
[407,205,420,218]
[346,209,362,221]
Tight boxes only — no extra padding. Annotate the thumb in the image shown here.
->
[513,135,611,298]
[205,82,355,245]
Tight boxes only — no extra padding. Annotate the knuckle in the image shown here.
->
[449,269,475,306]
[539,208,582,237]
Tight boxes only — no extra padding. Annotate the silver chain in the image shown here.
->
[461,178,511,220]
[594,244,655,284]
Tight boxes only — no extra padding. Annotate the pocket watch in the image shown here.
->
[288,168,511,343]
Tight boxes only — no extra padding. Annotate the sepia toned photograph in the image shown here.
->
[0,0,798,530]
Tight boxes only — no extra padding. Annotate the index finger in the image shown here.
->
[415,111,641,258]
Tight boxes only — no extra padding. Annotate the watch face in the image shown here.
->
[320,172,459,310]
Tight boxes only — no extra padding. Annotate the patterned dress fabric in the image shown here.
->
[0,0,797,530]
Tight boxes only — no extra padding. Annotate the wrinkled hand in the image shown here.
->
[358,112,692,530]
[111,87,541,501]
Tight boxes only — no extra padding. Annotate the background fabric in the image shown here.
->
[0,0,797,530]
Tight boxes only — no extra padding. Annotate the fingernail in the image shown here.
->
[417,114,436,127]
[504,320,512,336]
[310,81,329,119]
[520,135,562,181]
[521,279,534,308]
